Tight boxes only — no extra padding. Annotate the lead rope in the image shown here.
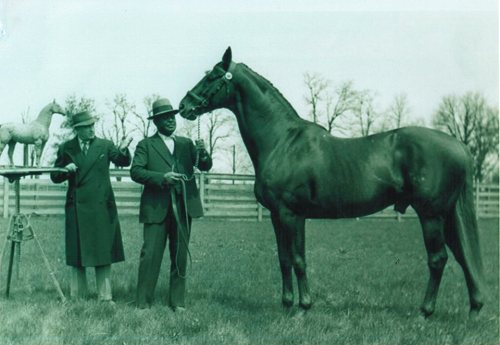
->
[171,178,192,279]
[194,116,201,169]
[173,116,202,279]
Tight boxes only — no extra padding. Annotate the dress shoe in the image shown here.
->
[100,299,116,306]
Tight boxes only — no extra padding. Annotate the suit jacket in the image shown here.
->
[130,133,212,223]
[50,137,131,267]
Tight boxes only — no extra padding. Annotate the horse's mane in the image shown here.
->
[239,63,301,119]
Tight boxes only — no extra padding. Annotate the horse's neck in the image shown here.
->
[34,105,54,128]
[228,67,301,168]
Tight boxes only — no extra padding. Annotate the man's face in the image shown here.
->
[154,114,176,136]
[75,124,95,141]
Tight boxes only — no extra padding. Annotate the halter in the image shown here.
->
[186,62,236,113]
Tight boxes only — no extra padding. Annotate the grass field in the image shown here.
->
[0,216,497,345]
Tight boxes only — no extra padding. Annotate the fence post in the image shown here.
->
[475,182,480,218]
[199,172,205,211]
[257,202,263,222]
[34,181,39,211]
[3,177,9,218]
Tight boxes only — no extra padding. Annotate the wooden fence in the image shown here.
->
[1,170,498,220]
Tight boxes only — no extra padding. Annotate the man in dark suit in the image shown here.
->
[50,111,132,303]
[130,98,212,310]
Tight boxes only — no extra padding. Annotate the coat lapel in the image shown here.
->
[151,133,175,168]
[78,138,105,184]
[66,137,83,167]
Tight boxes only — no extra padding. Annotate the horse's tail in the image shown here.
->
[444,168,485,310]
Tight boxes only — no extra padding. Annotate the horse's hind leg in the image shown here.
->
[271,212,295,308]
[7,141,16,166]
[0,141,6,164]
[418,215,447,317]
[34,141,46,167]
[444,208,484,316]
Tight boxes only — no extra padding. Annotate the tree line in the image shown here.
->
[303,73,498,183]
[18,76,498,183]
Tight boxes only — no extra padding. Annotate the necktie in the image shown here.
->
[82,141,89,155]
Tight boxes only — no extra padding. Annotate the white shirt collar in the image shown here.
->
[78,136,94,147]
[158,132,175,153]
[157,132,175,141]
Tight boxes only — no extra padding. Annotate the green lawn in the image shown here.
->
[0,216,498,345]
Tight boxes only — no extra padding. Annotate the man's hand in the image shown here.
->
[118,135,133,151]
[195,139,206,152]
[163,171,184,185]
[65,163,78,173]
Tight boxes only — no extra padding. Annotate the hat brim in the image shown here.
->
[72,118,97,127]
[147,109,179,120]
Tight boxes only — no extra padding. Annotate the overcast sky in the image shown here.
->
[0,0,498,165]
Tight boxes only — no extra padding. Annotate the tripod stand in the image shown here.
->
[0,167,66,302]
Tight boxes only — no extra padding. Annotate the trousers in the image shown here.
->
[136,202,192,308]
[70,264,112,301]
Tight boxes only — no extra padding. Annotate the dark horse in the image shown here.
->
[179,47,484,317]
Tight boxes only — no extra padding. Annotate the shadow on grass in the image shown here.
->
[192,290,280,313]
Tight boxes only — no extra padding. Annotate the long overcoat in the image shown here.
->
[50,137,131,267]
[130,133,212,224]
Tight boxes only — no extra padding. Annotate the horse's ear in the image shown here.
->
[222,47,232,70]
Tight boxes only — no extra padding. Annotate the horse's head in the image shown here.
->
[49,99,66,116]
[179,47,236,121]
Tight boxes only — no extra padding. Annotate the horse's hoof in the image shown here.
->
[420,306,434,319]
[469,304,483,320]
[299,301,312,310]
[293,308,307,318]
[282,299,293,309]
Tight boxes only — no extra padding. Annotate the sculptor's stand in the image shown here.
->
[0,167,67,302]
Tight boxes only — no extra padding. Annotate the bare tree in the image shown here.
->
[350,90,379,136]
[131,94,160,139]
[304,73,328,124]
[324,81,357,134]
[100,94,134,146]
[433,94,475,145]
[176,117,199,140]
[433,92,499,182]
[98,94,136,179]
[388,93,410,128]
[204,110,232,158]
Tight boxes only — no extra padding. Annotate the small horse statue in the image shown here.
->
[0,100,66,167]
[179,47,485,317]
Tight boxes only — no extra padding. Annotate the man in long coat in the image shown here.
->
[130,98,212,310]
[50,111,132,302]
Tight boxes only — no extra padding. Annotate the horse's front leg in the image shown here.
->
[271,212,294,308]
[292,217,311,310]
[272,209,311,310]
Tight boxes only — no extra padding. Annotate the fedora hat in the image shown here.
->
[71,111,97,128]
[148,98,179,119]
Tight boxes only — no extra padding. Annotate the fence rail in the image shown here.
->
[1,170,498,220]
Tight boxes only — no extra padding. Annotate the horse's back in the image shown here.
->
[395,126,471,173]
[257,125,469,218]
[0,122,44,144]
